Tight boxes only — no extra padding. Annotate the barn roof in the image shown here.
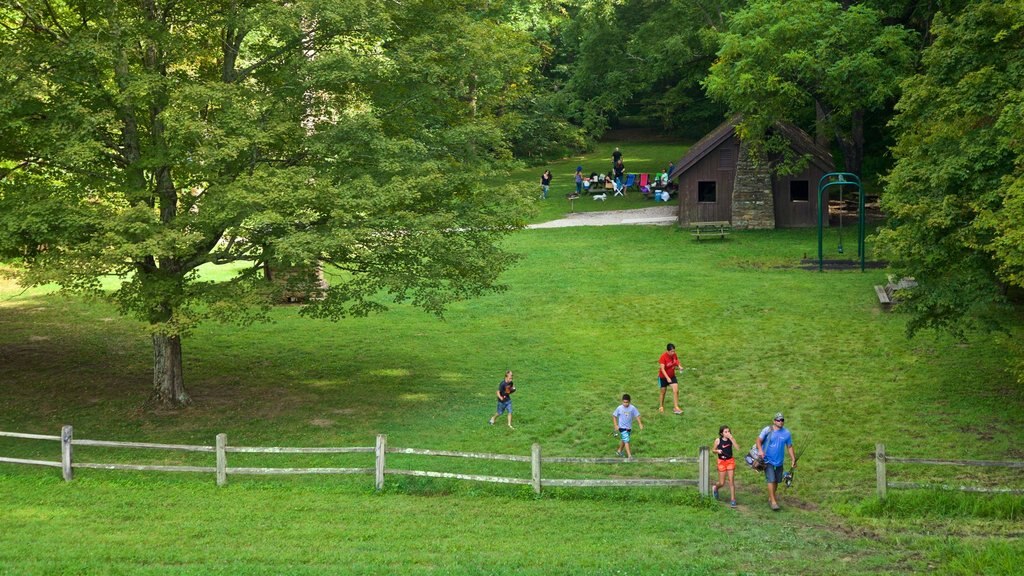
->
[668,115,833,181]
[668,115,742,181]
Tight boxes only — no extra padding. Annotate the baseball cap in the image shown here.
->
[774,412,785,421]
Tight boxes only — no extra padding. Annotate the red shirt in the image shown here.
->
[659,351,679,378]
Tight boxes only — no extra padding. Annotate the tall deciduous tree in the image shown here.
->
[703,0,917,175]
[0,0,533,406]
[876,0,1024,346]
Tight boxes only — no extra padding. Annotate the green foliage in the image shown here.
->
[558,0,736,140]
[876,0,1024,347]
[0,0,544,402]
[704,0,917,174]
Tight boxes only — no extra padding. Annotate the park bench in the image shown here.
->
[874,276,917,309]
[691,221,731,241]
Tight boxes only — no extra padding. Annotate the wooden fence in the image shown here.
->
[875,443,1024,498]
[0,427,710,496]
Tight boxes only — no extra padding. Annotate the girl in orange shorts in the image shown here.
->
[713,425,738,507]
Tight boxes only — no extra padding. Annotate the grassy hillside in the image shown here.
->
[2,223,1022,574]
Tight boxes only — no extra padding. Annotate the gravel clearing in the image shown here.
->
[527,205,678,229]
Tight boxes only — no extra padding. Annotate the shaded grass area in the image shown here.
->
[2,226,1023,574]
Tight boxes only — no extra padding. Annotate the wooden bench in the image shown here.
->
[874,277,917,309]
[874,285,893,307]
[691,221,731,241]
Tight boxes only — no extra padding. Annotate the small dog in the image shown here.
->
[592,193,607,201]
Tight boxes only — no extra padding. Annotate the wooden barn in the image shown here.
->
[668,116,834,229]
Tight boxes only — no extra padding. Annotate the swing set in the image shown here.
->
[817,172,866,272]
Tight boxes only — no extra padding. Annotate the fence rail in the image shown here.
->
[0,456,62,468]
[0,426,710,496]
[875,443,1024,498]
[73,439,215,452]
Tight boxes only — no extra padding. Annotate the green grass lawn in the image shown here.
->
[1,224,1023,574]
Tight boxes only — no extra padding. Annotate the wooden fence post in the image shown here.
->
[216,433,227,487]
[375,434,387,490]
[876,443,887,499]
[60,425,73,482]
[531,443,542,495]
[698,445,709,497]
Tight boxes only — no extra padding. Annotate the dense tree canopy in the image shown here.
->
[0,0,539,405]
[558,0,740,138]
[876,0,1024,344]
[703,0,917,174]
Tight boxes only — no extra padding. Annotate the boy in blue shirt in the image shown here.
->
[756,412,797,511]
[612,394,644,458]
[488,371,516,429]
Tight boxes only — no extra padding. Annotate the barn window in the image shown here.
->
[718,147,736,170]
[790,180,809,202]
[698,181,717,203]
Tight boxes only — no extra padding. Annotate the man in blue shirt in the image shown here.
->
[756,412,796,511]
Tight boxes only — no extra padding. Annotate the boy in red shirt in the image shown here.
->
[658,343,683,414]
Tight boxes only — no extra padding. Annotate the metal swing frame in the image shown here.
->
[817,172,865,272]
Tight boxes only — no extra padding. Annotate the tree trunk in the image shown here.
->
[849,109,864,176]
[151,332,190,407]
[815,100,830,148]
[834,109,865,176]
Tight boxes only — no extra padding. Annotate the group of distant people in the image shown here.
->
[544,147,678,201]
[487,343,798,512]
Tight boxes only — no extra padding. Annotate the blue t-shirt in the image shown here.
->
[759,426,792,466]
[613,405,640,430]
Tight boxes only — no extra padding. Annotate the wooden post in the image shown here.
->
[60,425,73,482]
[216,433,227,487]
[876,443,887,499]
[531,443,542,495]
[698,445,709,497]
[375,434,387,491]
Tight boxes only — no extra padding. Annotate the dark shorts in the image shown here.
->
[765,464,785,484]
[658,376,678,388]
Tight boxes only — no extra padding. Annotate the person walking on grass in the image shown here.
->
[489,370,516,429]
[612,394,643,458]
[712,425,738,508]
[658,343,683,414]
[574,166,584,196]
[540,170,552,199]
[757,412,796,511]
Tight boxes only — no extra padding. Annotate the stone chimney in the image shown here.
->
[731,143,775,229]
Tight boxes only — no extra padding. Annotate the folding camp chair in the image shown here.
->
[618,171,634,189]
[638,173,649,189]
